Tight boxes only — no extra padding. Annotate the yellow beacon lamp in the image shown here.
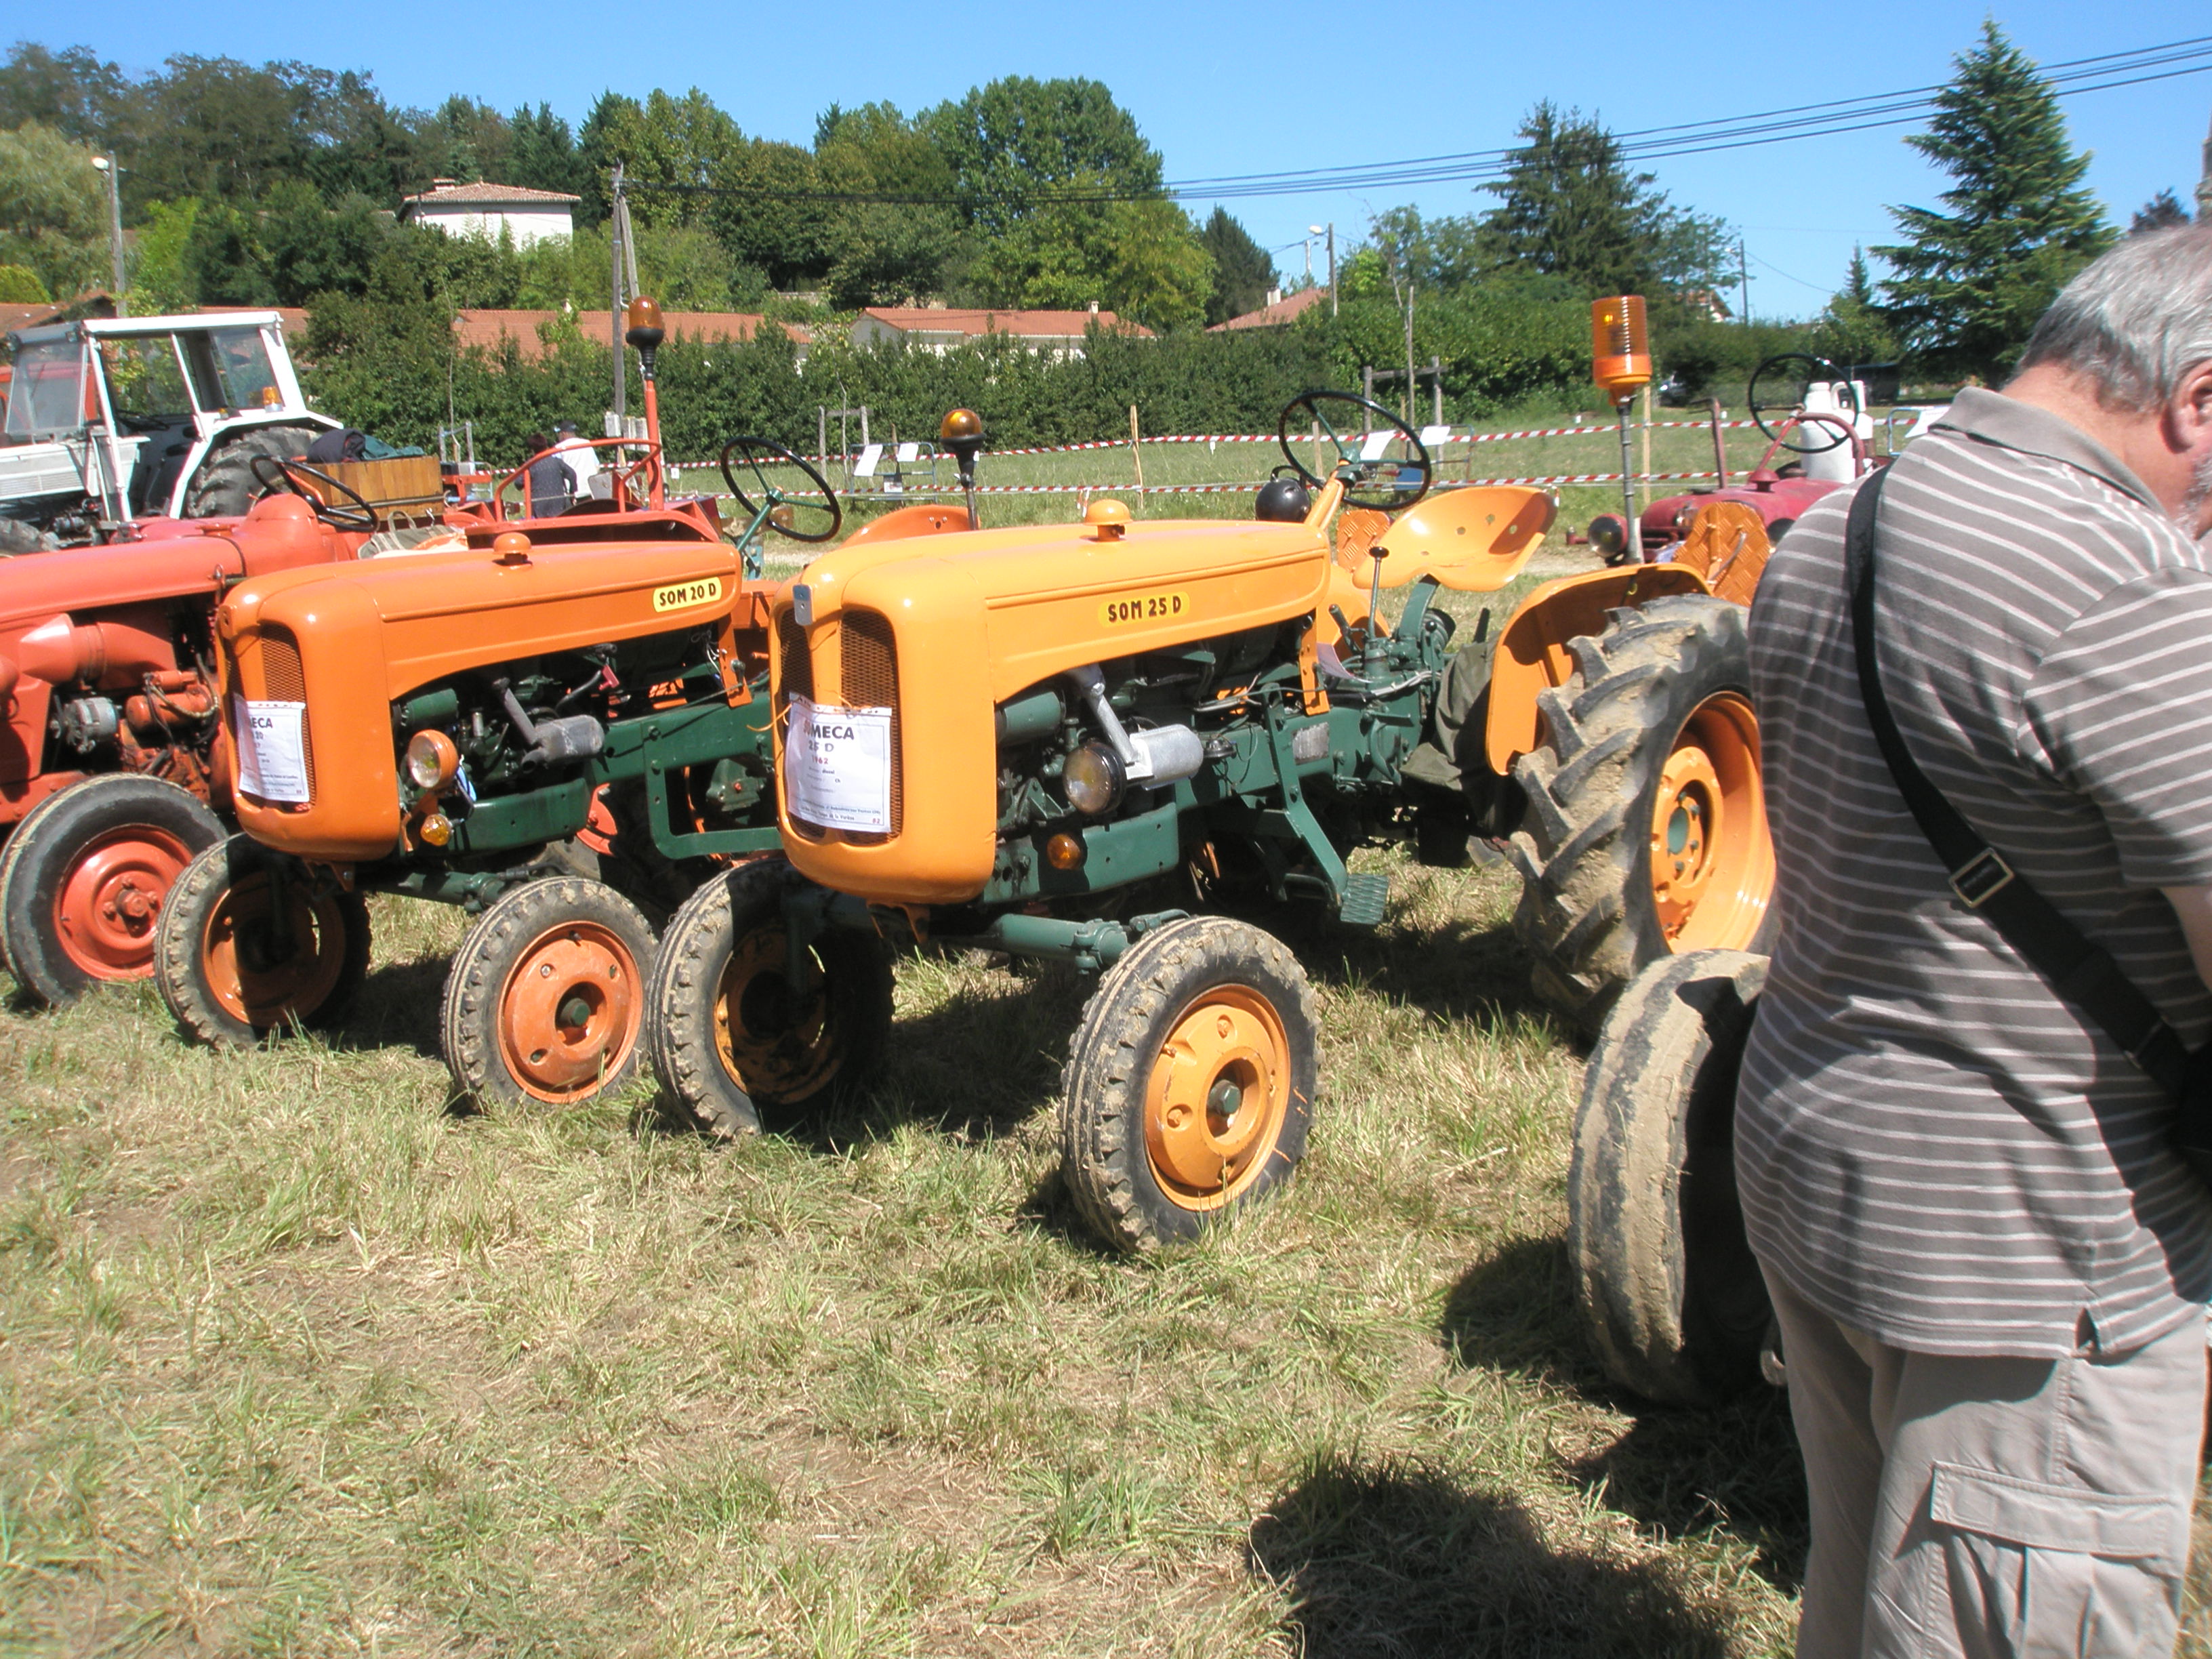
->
[1592,296,1651,563]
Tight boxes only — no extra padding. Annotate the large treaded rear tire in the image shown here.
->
[1060,916,1317,1254]
[183,425,319,518]
[1568,949,1770,1406]
[1506,594,1773,1035]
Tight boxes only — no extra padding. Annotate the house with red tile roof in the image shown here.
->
[1206,287,1328,332]
[853,304,1151,359]
[398,180,581,250]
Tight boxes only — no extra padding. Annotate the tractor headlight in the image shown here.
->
[1063,742,1126,817]
[405,729,460,793]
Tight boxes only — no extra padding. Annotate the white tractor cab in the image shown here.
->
[0,312,339,552]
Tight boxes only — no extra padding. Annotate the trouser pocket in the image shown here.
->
[1919,1460,2184,1658]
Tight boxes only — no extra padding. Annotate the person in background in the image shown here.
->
[1739,224,2212,1658]
[522,432,573,516]
[552,419,601,501]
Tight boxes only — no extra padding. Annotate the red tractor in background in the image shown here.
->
[1587,354,1942,563]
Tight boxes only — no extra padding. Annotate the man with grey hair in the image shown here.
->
[1739,221,2212,1657]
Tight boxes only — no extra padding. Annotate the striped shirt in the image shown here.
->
[1738,387,2212,1358]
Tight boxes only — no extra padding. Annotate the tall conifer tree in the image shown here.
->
[1873,22,2110,381]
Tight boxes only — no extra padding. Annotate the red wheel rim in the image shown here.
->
[52,825,195,979]
[199,873,351,1027]
[495,920,642,1104]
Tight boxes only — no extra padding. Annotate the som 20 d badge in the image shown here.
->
[653,577,722,613]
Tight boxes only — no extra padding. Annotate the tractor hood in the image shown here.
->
[789,513,1330,705]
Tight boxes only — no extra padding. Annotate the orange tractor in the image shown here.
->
[152,300,967,1109]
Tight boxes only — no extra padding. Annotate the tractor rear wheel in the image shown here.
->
[647,857,894,1137]
[1060,916,1317,1254]
[1569,949,1772,1406]
[2,774,224,1005]
[1507,594,1774,1034]
[441,877,656,1109]
[155,835,371,1045]
[184,425,319,518]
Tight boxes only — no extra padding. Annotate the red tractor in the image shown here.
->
[1589,354,1899,562]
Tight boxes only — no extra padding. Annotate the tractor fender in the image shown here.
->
[1483,563,1709,776]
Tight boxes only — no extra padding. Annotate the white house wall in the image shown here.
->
[417,206,574,250]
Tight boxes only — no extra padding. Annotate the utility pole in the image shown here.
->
[1305,225,1319,285]
[91,155,125,314]
[1738,236,1751,328]
[609,161,630,433]
[1327,222,1337,316]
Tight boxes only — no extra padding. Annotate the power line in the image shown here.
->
[619,35,2212,209]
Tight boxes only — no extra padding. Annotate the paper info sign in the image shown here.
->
[233,697,311,804]
[785,695,893,832]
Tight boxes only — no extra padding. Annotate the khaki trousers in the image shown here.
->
[1763,1269,2205,1659]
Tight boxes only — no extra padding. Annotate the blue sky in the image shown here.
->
[24,1,2211,319]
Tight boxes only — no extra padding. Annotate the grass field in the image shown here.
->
[5,528,2211,1656]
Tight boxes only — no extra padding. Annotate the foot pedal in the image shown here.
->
[1337,872,1389,928]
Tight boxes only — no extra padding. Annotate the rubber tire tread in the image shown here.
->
[441,876,657,1109]
[182,424,319,518]
[0,776,91,982]
[1059,915,1318,1254]
[1568,948,1769,1407]
[3,773,222,1006]
[646,857,894,1139]
[1506,593,1772,1036]
[155,834,371,1046]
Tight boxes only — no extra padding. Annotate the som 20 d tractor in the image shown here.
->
[636,392,1557,1250]
[152,299,967,1109]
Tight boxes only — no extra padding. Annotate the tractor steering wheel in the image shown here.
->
[1275,390,1431,512]
[1748,353,1860,455]
[249,454,379,533]
[717,436,842,544]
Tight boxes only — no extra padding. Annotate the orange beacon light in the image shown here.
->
[1591,295,1650,401]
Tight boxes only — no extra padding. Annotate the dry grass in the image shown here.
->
[3,507,2207,1655]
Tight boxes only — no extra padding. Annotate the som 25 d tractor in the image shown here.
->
[152,300,968,1109]
[636,393,1549,1250]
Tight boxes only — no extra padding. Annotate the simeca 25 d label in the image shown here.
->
[1100,591,1189,627]
[653,577,723,613]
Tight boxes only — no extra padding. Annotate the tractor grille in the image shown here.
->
[251,625,315,799]
[775,609,813,705]
[838,609,901,844]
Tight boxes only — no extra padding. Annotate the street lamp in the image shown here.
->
[89,155,125,316]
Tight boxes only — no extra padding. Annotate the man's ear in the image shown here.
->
[2170,358,2212,456]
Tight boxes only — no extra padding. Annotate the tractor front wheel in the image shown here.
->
[1060,916,1317,1254]
[3,774,224,1006]
[1507,594,1774,1035]
[1568,949,1772,1406]
[155,835,371,1045]
[441,877,656,1109]
[647,858,894,1137]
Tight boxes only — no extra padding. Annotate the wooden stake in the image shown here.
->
[1129,404,1145,514]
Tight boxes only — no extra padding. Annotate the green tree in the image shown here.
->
[0,122,107,299]
[2131,189,2190,235]
[125,198,201,313]
[0,43,128,149]
[1810,245,1900,371]
[183,200,276,305]
[0,262,49,302]
[577,88,743,230]
[1199,207,1273,324]
[1873,21,2112,382]
[815,102,959,307]
[260,180,390,304]
[508,104,586,199]
[1477,104,1731,298]
[705,138,826,290]
[125,56,321,205]
[924,77,1162,233]
[417,96,513,184]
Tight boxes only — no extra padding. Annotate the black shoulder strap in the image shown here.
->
[1844,469,2196,1103]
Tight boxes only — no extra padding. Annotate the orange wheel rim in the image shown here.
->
[53,825,194,979]
[495,920,641,1104]
[1143,985,1292,1212]
[1649,691,1773,951]
[199,874,350,1027]
[712,926,840,1101]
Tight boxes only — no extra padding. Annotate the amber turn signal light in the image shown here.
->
[416,810,453,848]
[1045,832,1085,870]
[1591,295,1651,397]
